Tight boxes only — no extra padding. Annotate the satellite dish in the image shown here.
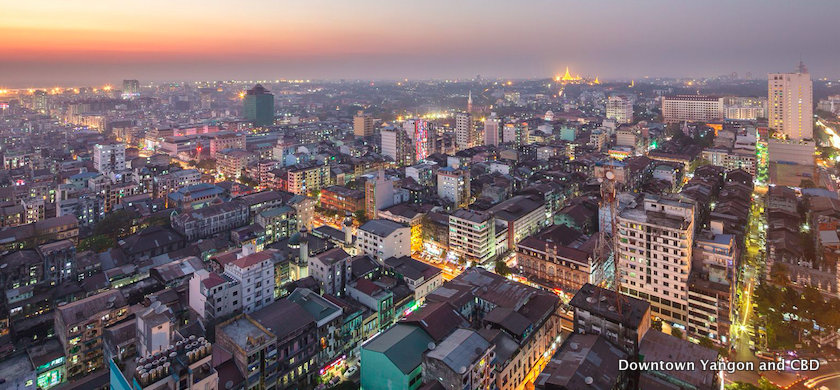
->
[605,171,615,180]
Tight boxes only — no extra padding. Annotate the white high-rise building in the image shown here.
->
[449,209,495,264]
[381,128,397,161]
[455,112,474,150]
[484,112,501,146]
[617,194,695,330]
[769,62,813,140]
[606,95,633,124]
[661,95,724,123]
[93,143,126,174]
[223,246,275,313]
[381,127,413,166]
[437,167,470,208]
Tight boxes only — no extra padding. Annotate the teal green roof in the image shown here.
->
[363,324,432,374]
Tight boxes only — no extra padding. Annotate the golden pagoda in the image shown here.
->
[561,67,582,82]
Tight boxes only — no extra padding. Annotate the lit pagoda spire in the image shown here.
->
[594,76,600,84]
[561,66,574,81]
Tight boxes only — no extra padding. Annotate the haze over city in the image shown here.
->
[5,2,840,390]
[3,0,840,86]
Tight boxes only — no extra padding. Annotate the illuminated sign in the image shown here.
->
[319,354,347,376]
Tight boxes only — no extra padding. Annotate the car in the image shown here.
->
[344,365,359,378]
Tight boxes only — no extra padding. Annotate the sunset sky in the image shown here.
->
[2,0,839,86]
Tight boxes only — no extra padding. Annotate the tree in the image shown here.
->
[697,336,715,349]
[78,234,115,253]
[195,159,216,170]
[239,175,259,188]
[799,178,816,188]
[353,209,368,224]
[768,263,789,287]
[495,259,512,276]
[670,328,683,339]
[758,377,782,390]
[725,382,761,390]
[93,210,136,239]
[652,318,663,331]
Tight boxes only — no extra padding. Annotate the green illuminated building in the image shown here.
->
[243,84,274,127]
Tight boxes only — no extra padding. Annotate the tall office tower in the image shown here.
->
[405,119,433,161]
[616,195,695,330]
[455,112,474,150]
[93,143,126,174]
[437,167,471,208]
[243,84,274,126]
[354,110,374,138]
[122,79,140,95]
[769,62,813,140]
[448,209,495,264]
[502,122,530,147]
[606,95,633,124]
[467,90,473,113]
[484,112,501,146]
[661,95,724,123]
[33,90,48,114]
[380,127,413,166]
[365,170,396,219]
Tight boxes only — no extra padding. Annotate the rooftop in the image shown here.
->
[250,299,316,339]
[425,328,490,373]
[535,333,628,390]
[359,219,407,237]
[218,316,274,350]
[362,323,433,375]
[57,289,126,326]
[569,283,650,330]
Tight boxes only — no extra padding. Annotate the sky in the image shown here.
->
[2,0,839,87]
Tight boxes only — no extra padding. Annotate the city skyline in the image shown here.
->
[3,0,840,87]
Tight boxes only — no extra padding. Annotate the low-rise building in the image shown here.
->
[55,290,129,379]
[422,328,495,390]
[569,283,651,356]
[171,200,249,240]
[356,219,411,263]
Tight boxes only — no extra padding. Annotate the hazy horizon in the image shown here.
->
[3,0,839,87]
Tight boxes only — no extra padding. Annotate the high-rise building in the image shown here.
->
[768,62,813,140]
[484,112,501,146]
[243,84,274,127]
[404,119,433,161]
[380,127,413,166]
[448,209,495,264]
[723,96,768,120]
[223,247,276,313]
[502,122,530,147]
[606,95,634,124]
[455,112,473,150]
[436,167,470,208]
[354,110,374,138]
[93,143,126,174]
[365,170,396,219]
[122,79,140,96]
[661,95,724,123]
[617,194,695,330]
